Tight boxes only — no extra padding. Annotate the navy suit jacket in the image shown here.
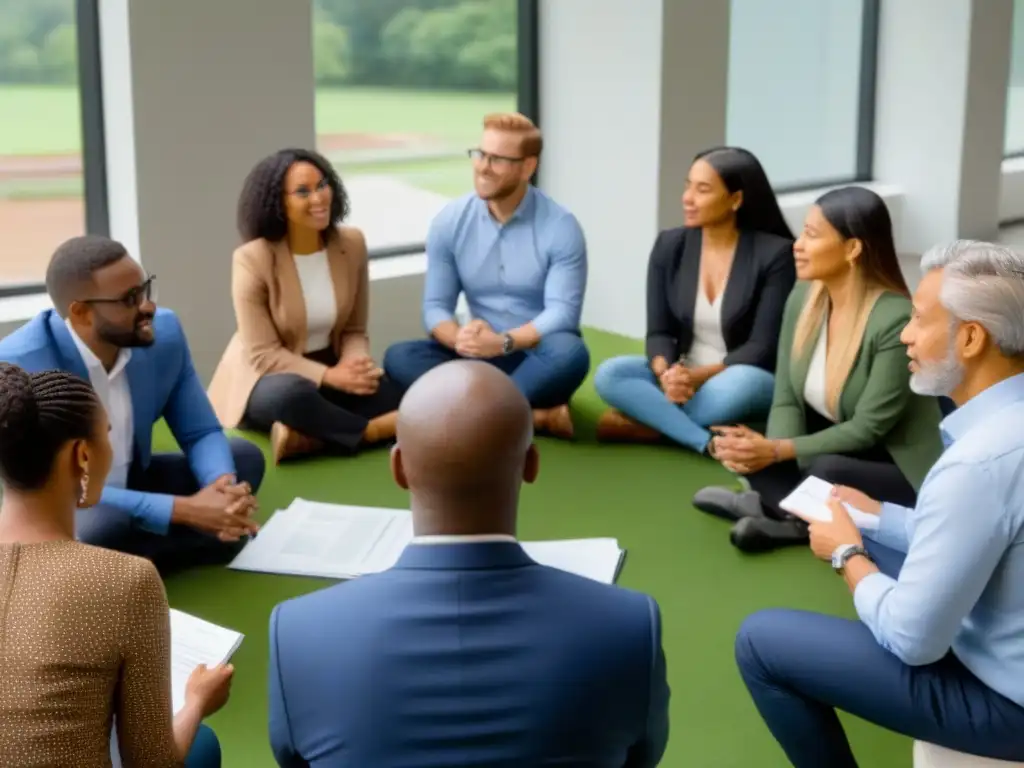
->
[0,308,236,533]
[269,541,670,767]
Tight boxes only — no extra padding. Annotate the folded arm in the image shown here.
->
[853,462,1010,665]
[422,213,464,349]
[233,248,329,384]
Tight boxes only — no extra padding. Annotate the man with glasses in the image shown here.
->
[383,112,590,439]
[0,235,265,574]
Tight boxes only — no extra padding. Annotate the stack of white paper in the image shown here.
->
[228,499,625,584]
[169,609,244,714]
[780,476,880,530]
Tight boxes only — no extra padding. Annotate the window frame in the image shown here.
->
[364,0,539,260]
[771,0,881,194]
[2,0,109,300]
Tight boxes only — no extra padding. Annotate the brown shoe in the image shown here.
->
[534,405,574,440]
[363,411,398,444]
[595,409,661,443]
[270,422,324,464]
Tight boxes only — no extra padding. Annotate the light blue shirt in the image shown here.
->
[422,186,587,336]
[855,373,1024,705]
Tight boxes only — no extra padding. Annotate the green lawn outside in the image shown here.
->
[0,85,516,156]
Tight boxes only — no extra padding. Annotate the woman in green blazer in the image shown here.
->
[692,187,945,553]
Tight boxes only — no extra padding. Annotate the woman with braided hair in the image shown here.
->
[0,363,230,767]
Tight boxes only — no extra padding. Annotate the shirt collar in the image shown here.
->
[411,534,517,545]
[940,372,1024,445]
[64,320,132,379]
[477,184,536,225]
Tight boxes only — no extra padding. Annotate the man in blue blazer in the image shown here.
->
[0,235,264,573]
[268,360,670,767]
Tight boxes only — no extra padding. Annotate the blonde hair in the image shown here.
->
[792,277,886,416]
[483,112,543,157]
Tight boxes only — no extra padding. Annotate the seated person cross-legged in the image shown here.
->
[0,364,233,768]
[382,113,590,439]
[208,149,401,465]
[0,236,265,575]
[735,240,1024,767]
[594,146,796,450]
[693,187,944,553]
[268,360,670,767]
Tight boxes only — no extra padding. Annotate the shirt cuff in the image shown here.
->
[138,493,176,535]
[853,570,896,633]
[869,502,911,552]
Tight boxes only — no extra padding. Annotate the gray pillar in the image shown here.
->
[99,0,316,380]
[537,0,730,338]
[873,0,1013,259]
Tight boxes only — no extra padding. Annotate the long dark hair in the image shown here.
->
[694,146,793,241]
[236,148,349,243]
[815,186,909,297]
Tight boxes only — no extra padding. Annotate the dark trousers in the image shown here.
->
[735,539,1024,765]
[749,408,918,517]
[382,331,591,409]
[75,438,266,576]
[242,373,402,453]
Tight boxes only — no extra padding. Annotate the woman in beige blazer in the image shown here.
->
[208,148,401,464]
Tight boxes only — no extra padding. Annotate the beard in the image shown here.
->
[910,347,964,397]
[96,313,155,348]
[474,173,519,201]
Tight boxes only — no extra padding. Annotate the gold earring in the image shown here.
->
[78,470,90,507]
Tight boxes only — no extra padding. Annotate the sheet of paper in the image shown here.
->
[111,610,243,767]
[229,500,413,579]
[169,609,244,714]
[229,501,624,584]
[779,476,880,530]
[522,538,623,584]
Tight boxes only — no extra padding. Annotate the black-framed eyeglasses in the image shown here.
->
[286,178,331,199]
[80,275,157,309]
[467,148,526,168]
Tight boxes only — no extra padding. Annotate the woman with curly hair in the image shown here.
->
[208,148,401,464]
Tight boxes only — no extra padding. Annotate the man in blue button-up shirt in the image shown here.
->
[383,113,589,438]
[734,240,1024,766]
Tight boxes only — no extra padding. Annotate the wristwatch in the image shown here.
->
[502,334,515,355]
[832,543,871,574]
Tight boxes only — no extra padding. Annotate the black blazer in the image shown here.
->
[645,227,795,372]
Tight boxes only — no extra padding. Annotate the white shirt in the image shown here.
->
[293,250,337,353]
[687,288,728,367]
[804,324,836,422]
[66,323,134,487]
[411,534,518,545]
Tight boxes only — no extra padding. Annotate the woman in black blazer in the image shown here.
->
[594,146,796,454]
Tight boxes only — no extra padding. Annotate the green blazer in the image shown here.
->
[766,281,944,490]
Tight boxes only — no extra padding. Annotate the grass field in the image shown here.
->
[0,85,515,155]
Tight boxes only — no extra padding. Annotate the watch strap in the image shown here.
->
[835,544,871,573]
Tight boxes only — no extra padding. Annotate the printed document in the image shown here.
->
[779,476,880,530]
[229,499,625,584]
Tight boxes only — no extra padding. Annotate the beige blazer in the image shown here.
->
[208,226,369,428]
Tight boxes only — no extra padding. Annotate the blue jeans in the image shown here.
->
[735,539,1024,766]
[383,332,590,408]
[593,355,775,452]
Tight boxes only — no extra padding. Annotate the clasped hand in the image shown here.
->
[183,475,260,542]
[324,355,383,395]
[456,319,505,358]
[708,425,776,475]
[659,364,694,404]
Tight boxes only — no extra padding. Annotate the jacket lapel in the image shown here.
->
[324,233,348,354]
[789,316,821,402]
[124,354,151,464]
[675,230,701,339]
[47,312,90,382]
[718,229,753,335]
[269,240,309,355]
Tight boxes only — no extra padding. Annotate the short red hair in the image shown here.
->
[482,112,543,157]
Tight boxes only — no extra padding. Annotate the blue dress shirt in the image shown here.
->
[422,186,587,336]
[855,373,1024,705]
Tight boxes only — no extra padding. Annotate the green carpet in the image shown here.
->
[159,329,911,767]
